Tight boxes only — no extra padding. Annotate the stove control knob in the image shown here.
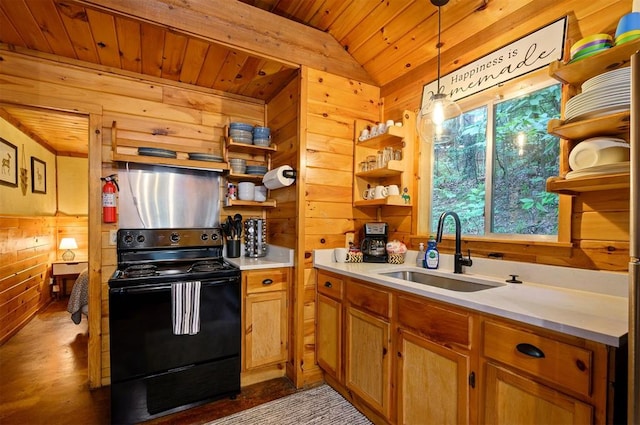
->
[170,232,180,243]
[123,234,134,244]
[211,232,219,241]
[200,233,209,241]
[136,234,145,244]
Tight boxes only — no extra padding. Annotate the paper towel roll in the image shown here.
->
[263,165,295,190]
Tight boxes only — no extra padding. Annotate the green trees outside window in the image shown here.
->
[430,84,561,236]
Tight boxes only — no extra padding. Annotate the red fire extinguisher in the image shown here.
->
[101,174,119,223]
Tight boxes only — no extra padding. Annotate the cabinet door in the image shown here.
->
[484,363,593,425]
[397,330,470,425]
[317,293,342,381]
[245,291,287,370]
[345,306,390,417]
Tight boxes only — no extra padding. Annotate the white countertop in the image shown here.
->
[225,245,294,270]
[314,249,629,347]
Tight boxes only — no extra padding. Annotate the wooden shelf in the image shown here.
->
[354,195,411,207]
[226,138,277,154]
[356,126,406,148]
[545,173,629,195]
[227,172,265,182]
[225,199,276,208]
[111,152,228,171]
[547,111,630,140]
[548,39,640,86]
[111,121,227,171]
[355,160,404,178]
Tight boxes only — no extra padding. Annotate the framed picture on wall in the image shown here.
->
[31,157,46,194]
[0,138,18,187]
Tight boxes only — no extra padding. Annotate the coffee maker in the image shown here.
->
[361,222,388,263]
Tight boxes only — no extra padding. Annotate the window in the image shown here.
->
[428,82,561,237]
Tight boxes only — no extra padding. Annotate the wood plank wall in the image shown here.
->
[298,67,381,385]
[381,0,631,272]
[0,47,266,385]
[56,215,88,264]
[0,216,56,343]
[266,74,300,384]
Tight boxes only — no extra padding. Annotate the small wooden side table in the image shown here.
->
[52,261,88,299]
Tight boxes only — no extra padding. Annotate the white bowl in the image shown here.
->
[238,182,255,200]
[569,137,629,171]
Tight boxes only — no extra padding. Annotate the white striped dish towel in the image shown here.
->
[171,281,201,335]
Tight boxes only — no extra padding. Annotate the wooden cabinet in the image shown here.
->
[243,268,289,371]
[396,294,474,425]
[316,271,344,381]
[545,40,639,195]
[345,280,392,418]
[484,363,593,424]
[315,268,621,425]
[223,130,277,208]
[480,319,614,424]
[353,110,415,207]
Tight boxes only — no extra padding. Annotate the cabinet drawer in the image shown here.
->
[347,280,390,318]
[317,271,343,300]
[52,262,87,275]
[397,295,471,349]
[483,320,593,397]
[245,268,289,294]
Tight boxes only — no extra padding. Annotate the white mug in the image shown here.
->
[374,185,388,199]
[370,126,379,137]
[386,185,400,196]
[362,188,374,200]
[254,185,267,202]
[359,128,370,141]
[377,122,386,134]
[386,119,395,128]
[334,247,348,263]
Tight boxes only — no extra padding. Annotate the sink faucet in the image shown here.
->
[436,211,473,274]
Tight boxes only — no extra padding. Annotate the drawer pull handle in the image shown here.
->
[262,279,273,285]
[516,343,545,358]
[324,281,333,288]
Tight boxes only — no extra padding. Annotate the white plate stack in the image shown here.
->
[565,67,631,122]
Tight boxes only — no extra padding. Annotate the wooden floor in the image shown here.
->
[0,300,299,425]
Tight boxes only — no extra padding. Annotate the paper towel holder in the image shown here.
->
[282,169,297,180]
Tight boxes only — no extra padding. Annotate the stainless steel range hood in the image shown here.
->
[116,163,221,229]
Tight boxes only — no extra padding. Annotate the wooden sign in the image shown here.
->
[421,17,567,106]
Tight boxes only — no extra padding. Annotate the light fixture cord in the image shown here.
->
[436,4,442,94]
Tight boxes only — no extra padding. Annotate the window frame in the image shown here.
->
[418,68,563,242]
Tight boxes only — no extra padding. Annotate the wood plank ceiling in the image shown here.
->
[0,0,491,154]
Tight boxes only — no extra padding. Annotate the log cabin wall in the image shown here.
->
[0,47,266,386]
[55,215,88,265]
[0,216,56,343]
[380,0,631,272]
[298,67,381,385]
[266,74,300,383]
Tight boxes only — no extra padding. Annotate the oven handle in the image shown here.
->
[111,277,238,294]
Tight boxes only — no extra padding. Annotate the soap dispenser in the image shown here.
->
[416,243,425,267]
[425,237,439,269]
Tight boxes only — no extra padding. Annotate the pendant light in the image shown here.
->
[417,0,463,145]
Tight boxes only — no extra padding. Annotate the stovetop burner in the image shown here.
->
[123,264,159,278]
[188,260,227,273]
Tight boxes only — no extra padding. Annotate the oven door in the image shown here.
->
[109,275,240,423]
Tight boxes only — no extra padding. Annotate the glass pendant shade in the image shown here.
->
[417,92,463,144]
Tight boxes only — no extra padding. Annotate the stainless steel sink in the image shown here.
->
[378,270,502,292]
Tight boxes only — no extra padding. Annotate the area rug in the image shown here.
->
[207,384,373,424]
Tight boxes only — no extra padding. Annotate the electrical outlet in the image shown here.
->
[109,230,118,246]
[345,232,355,248]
